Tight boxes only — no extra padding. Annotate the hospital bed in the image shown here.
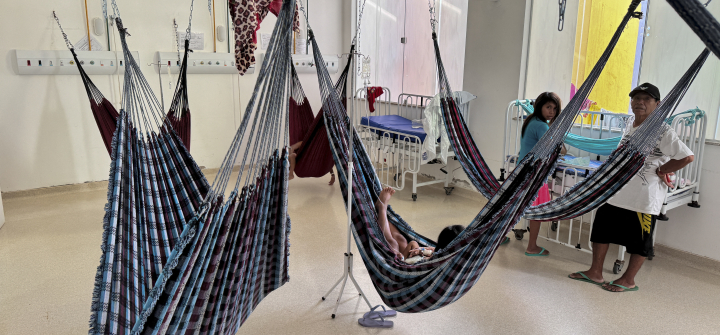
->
[502,99,707,273]
[354,87,474,201]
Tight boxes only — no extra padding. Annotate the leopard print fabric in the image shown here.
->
[230,0,299,75]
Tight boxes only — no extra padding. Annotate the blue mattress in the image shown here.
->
[360,115,426,142]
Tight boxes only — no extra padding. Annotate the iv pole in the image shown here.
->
[321,0,375,319]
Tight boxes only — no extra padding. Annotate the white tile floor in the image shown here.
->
[1,173,719,334]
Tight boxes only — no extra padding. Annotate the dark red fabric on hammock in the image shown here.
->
[293,105,337,178]
[289,97,314,145]
[73,48,193,155]
[89,97,120,155]
[288,46,352,178]
[167,108,191,150]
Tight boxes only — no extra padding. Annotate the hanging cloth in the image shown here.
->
[312,0,644,313]
[422,91,476,164]
[366,86,383,113]
[229,0,299,75]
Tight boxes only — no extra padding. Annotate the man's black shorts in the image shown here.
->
[590,203,656,257]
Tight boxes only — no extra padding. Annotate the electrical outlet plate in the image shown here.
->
[154,52,258,75]
[292,54,340,74]
[13,50,137,75]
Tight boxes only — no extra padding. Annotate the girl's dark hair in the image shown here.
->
[521,92,562,137]
[437,225,465,250]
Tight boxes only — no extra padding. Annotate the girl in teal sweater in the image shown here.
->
[517,92,566,256]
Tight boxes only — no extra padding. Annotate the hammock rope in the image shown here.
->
[53,8,194,152]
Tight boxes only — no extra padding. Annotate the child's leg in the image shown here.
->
[288,143,300,180]
[376,187,401,257]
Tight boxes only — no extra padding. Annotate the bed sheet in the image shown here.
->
[360,115,427,142]
[505,154,604,178]
[555,155,603,177]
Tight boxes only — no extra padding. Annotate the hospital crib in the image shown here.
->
[354,88,472,201]
[502,99,707,273]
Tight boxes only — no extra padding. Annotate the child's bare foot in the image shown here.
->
[376,187,395,208]
[289,152,297,180]
[328,172,335,186]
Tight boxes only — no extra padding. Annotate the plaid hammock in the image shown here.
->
[310,0,642,312]
[53,12,193,154]
[524,48,710,221]
[288,47,352,178]
[87,12,211,335]
[130,0,295,333]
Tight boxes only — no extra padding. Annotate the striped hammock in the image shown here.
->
[309,0,643,312]
[129,0,296,333]
[87,15,210,335]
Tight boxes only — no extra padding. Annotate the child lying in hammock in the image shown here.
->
[376,187,463,261]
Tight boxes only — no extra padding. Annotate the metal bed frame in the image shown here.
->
[354,88,471,200]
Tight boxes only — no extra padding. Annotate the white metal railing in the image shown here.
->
[355,88,466,200]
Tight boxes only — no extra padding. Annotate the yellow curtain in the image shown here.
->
[572,0,639,120]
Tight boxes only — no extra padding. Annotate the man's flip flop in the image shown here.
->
[500,236,510,245]
[363,305,397,319]
[568,272,604,286]
[358,314,393,328]
[602,280,639,292]
[525,247,549,257]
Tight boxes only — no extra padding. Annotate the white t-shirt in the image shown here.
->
[607,117,694,215]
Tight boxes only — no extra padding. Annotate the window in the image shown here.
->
[355,0,468,101]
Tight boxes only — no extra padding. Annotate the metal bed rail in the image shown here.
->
[659,109,707,218]
[355,88,458,200]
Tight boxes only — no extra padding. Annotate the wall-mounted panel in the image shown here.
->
[13,50,136,75]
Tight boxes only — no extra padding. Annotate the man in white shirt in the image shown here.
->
[568,83,695,292]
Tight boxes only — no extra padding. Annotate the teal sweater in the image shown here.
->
[518,117,549,161]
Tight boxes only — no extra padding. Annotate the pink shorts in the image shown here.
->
[531,183,551,206]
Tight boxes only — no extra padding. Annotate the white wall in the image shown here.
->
[655,144,720,261]
[524,0,577,104]
[638,1,720,262]
[0,0,346,192]
[458,0,529,175]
